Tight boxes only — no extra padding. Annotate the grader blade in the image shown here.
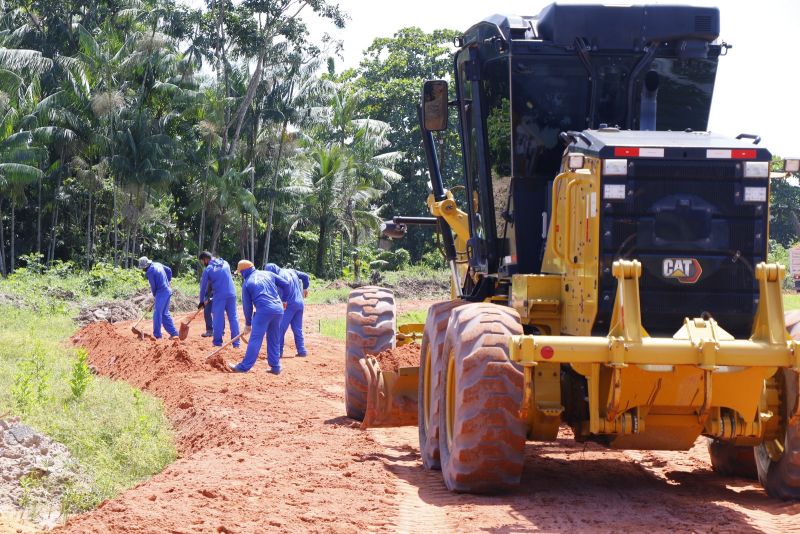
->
[360,357,419,429]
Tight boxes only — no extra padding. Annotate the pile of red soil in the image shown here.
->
[373,343,420,372]
[72,322,203,389]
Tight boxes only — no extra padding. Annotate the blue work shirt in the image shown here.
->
[282,268,309,307]
[199,257,236,304]
[264,263,292,303]
[146,262,172,297]
[240,267,290,326]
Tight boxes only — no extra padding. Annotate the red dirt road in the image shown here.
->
[56,301,800,533]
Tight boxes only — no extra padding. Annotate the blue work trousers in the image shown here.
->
[212,295,240,348]
[153,290,178,339]
[203,297,213,332]
[280,304,306,356]
[237,309,283,372]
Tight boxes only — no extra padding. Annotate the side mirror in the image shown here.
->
[421,80,448,131]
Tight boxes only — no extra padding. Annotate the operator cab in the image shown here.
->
[451,3,724,281]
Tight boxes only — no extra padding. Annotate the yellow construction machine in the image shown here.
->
[343,3,800,499]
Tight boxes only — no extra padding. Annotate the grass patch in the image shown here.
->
[319,309,429,341]
[784,293,800,311]
[0,305,176,515]
[305,285,351,305]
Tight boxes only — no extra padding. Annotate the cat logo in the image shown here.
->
[662,258,702,284]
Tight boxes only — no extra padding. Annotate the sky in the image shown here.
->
[302,0,800,157]
[184,0,800,157]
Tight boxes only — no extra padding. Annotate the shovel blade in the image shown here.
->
[179,322,190,340]
[131,326,144,340]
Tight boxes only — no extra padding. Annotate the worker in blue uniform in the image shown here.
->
[264,263,309,358]
[198,251,240,348]
[139,256,179,339]
[231,260,291,374]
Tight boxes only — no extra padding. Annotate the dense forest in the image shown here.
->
[0,0,463,278]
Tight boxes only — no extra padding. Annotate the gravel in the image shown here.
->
[0,418,84,526]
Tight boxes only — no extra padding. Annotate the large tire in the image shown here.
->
[344,286,396,421]
[755,367,800,499]
[418,300,466,470]
[438,303,526,493]
[707,439,757,479]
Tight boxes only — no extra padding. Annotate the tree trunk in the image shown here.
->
[353,227,360,282]
[10,201,15,273]
[112,176,118,267]
[0,198,6,277]
[262,117,289,266]
[86,190,93,270]
[315,220,327,277]
[36,174,42,257]
[48,191,59,265]
[210,216,222,254]
[250,175,255,260]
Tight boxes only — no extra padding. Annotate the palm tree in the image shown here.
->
[0,122,43,275]
[288,144,352,276]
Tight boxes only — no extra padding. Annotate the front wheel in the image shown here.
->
[437,303,526,493]
[344,286,396,421]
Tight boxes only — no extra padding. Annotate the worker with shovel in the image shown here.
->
[198,251,240,349]
[139,256,179,340]
[231,260,291,375]
[265,263,310,358]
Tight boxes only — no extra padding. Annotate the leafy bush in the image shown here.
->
[69,349,93,401]
[373,248,411,271]
[85,262,147,297]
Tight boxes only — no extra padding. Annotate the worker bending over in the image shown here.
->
[232,260,291,375]
[139,256,179,339]
[265,263,309,358]
[198,251,240,348]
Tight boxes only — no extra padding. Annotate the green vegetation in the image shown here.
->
[320,309,429,341]
[0,305,176,515]
[0,0,464,282]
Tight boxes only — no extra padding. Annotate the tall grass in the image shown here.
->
[0,305,176,516]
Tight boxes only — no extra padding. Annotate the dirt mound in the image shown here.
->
[373,343,420,372]
[0,418,86,528]
[72,322,203,390]
[76,288,197,326]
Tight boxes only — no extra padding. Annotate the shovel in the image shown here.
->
[131,303,154,340]
[204,331,249,363]
[179,303,207,340]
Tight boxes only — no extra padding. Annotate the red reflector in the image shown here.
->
[541,346,555,360]
[614,147,639,157]
[732,149,757,159]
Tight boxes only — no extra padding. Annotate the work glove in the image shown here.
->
[197,301,205,310]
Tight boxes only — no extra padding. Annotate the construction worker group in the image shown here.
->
[137,253,309,375]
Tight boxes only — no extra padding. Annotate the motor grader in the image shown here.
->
[344,3,800,499]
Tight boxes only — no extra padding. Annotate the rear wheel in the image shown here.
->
[344,287,396,421]
[418,300,466,470]
[438,303,526,493]
[755,367,800,499]
[707,439,757,479]
[754,312,800,499]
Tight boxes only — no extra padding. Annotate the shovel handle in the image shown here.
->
[132,302,155,329]
[204,331,249,362]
